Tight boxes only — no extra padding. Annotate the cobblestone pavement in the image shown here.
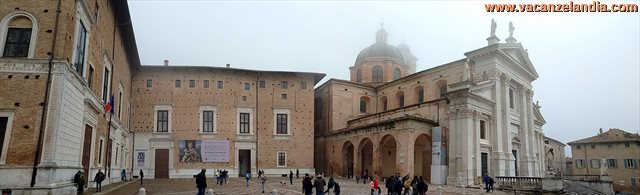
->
[87,177,510,195]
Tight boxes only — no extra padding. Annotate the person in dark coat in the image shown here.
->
[482,173,490,192]
[393,177,403,195]
[416,176,427,195]
[94,169,105,192]
[296,169,300,179]
[333,182,341,195]
[139,170,144,185]
[74,170,85,194]
[195,169,207,195]
[488,176,495,192]
[302,173,314,195]
[289,170,294,186]
[386,176,395,195]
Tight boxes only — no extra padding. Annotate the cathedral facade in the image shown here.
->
[314,25,547,185]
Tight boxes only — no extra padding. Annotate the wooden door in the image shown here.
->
[154,149,169,178]
[82,125,93,187]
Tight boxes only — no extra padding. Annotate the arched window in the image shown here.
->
[359,96,370,113]
[0,11,38,58]
[414,86,425,103]
[393,68,401,80]
[356,69,363,83]
[372,66,383,82]
[436,80,447,98]
[380,96,388,111]
[396,91,405,108]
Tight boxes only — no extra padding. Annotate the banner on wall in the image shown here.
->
[179,140,203,163]
[201,140,229,162]
[137,152,145,168]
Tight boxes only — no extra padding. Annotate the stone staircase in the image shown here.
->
[562,180,607,195]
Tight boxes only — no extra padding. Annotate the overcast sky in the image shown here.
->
[128,1,640,156]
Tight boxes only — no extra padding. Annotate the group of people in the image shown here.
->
[381,173,428,195]
[482,173,495,192]
[215,169,229,185]
[302,173,340,195]
[72,169,107,194]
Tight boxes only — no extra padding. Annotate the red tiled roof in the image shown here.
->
[567,128,640,145]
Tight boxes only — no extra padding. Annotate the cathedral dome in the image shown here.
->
[354,27,404,65]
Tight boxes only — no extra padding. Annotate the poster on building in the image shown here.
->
[137,152,145,168]
[179,140,202,163]
[432,142,441,165]
[201,140,229,162]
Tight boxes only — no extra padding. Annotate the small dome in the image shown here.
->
[355,42,405,64]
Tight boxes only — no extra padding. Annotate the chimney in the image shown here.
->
[164,59,169,66]
[599,128,603,134]
[226,63,230,68]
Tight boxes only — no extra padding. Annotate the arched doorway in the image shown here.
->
[414,134,432,181]
[342,141,354,178]
[380,135,397,177]
[359,138,374,177]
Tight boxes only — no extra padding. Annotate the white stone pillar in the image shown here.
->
[491,78,506,177]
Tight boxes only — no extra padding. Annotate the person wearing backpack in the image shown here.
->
[302,173,314,195]
[245,170,252,187]
[333,182,341,195]
[94,169,105,192]
[325,176,335,195]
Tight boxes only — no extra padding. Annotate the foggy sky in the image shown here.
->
[128,1,640,157]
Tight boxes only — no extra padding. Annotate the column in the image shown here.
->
[491,78,506,177]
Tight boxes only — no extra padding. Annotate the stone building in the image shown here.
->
[543,136,566,176]
[567,128,640,193]
[314,24,547,185]
[130,64,324,178]
[0,0,139,194]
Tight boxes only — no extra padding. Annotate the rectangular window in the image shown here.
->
[175,80,181,88]
[146,80,152,88]
[399,95,404,107]
[98,139,103,164]
[624,159,638,168]
[239,113,250,134]
[259,80,266,88]
[203,111,214,132]
[300,82,306,89]
[189,80,195,88]
[203,80,209,88]
[3,28,32,57]
[277,152,286,167]
[0,116,8,160]
[591,159,600,168]
[576,145,581,149]
[244,83,250,90]
[280,81,288,89]
[87,65,94,87]
[509,88,514,109]
[360,100,366,113]
[480,120,486,139]
[631,178,637,186]
[157,110,168,132]
[102,67,110,103]
[418,90,424,103]
[242,96,247,101]
[281,94,287,99]
[276,114,288,134]
[608,159,618,168]
[73,23,88,75]
[118,91,123,118]
[575,159,585,168]
[383,100,387,111]
[217,81,224,89]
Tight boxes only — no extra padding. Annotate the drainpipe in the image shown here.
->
[255,73,260,175]
[31,0,62,187]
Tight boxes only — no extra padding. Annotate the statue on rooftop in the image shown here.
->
[490,19,497,37]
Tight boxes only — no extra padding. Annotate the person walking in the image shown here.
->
[410,176,419,195]
[121,169,126,181]
[245,170,252,187]
[139,170,144,185]
[325,176,335,195]
[488,175,495,192]
[74,170,85,194]
[260,174,268,193]
[393,176,403,195]
[94,169,105,192]
[289,170,294,186]
[195,169,207,195]
[313,174,326,195]
[416,176,427,195]
[482,173,490,192]
[402,174,412,195]
[296,169,300,179]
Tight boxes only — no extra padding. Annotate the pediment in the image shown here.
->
[499,45,539,79]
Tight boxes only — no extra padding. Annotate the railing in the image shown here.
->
[495,176,542,192]
[563,175,612,182]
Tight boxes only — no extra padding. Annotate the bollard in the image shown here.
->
[271,189,278,195]
[138,187,146,195]
[69,186,77,195]
[206,188,214,195]
[437,186,443,195]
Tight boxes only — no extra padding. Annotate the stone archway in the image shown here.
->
[358,138,374,177]
[414,134,432,181]
[379,134,397,177]
[342,141,354,178]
